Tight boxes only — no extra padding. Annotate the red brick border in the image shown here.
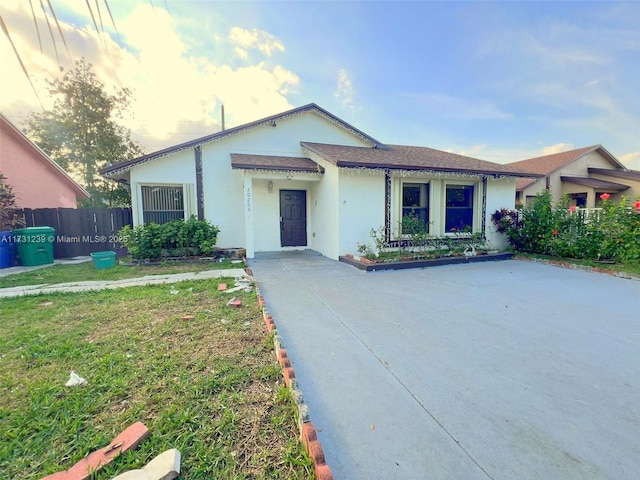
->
[41,422,150,480]
[248,262,334,480]
[515,255,640,281]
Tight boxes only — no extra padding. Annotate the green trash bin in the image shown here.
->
[12,227,55,266]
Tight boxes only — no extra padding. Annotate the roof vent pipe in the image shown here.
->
[221,104,225,131]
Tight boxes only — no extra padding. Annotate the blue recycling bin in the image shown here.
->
[0,231,16,268]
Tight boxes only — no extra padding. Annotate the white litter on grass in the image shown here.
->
[170,288,179,295]
[65,371,87,386]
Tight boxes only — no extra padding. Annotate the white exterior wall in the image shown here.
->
[130,109,371,257]
[337,170,386,257]
[199,113,370,251]
[129,149,197,226]
[307,165,340,258]
[485,178,517,250]
[251,176,321,252]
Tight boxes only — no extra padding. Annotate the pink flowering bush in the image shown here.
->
[493,191,640,262]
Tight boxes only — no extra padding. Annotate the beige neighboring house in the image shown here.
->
[509,145,640,208]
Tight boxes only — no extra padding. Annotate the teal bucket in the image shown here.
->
[91,251,117,269]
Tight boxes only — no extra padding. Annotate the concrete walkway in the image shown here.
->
[0,256,92,278]
[0,268,247,298]
[248,252,640,480]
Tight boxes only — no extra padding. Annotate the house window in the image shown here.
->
[445,184,474,232]
[569,193,587,208]
[141,185,185,224]
[402,183,429,233]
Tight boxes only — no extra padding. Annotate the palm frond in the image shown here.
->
[39,0,60,63]
[28,0,42,52]
[85,0,106,51]
[94,0,105,32]
[0,14,43,108]
[46,0,71,61]
[103,0,119,39]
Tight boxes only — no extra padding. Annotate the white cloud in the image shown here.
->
[620,151,640,170]
[0,2,299,152]
[541,143,574,155]
[229,27,284,57]
[335,68,355,110]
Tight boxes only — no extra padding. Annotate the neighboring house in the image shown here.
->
[0,113,90,208]
[101,104,540,260]
[509,145,640,208]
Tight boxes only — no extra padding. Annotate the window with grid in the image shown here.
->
[402,183,429,234]
[445,184,474,232]
[141,185,184,224]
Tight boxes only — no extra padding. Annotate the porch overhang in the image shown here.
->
[231,153,324,174]
[560,176,630,191]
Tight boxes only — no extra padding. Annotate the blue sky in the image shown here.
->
[1,1,639,167]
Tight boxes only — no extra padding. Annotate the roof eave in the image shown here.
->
[231,163,324,174]
[101,104,386,176]
[335,161,544,177]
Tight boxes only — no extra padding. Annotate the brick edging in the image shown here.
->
[514,255,640,281]
[245,264,333,480]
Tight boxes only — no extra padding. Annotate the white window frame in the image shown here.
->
[400,181,431,236]
[135,183,195,225]
[442,181,482,234]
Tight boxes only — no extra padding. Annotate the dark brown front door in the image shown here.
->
[280,190,307,247]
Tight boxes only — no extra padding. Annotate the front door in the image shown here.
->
[280,190,307,247]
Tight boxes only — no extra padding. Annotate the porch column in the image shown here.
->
[243,175,255,258]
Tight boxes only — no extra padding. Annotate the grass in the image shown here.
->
[0,259,240,289]
[0,278,313,479]
[515,252,640,277]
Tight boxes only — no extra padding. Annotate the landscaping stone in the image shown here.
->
[111,449,181,480]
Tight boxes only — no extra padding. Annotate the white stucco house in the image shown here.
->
[101,104,540,260]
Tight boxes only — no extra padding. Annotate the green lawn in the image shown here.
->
[0,278,313,479]
[0,259,240,289]
[514,252,640,277]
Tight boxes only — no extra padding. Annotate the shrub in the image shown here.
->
[493,191,640,263]
[120,216,220,260]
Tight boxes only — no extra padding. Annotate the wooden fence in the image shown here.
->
[19,208,132,258]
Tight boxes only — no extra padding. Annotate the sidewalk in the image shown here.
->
[0,256,92,278]
[0,268,247,298]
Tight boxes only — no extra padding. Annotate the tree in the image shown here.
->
[0,173,25,231]
[24,58,144,207]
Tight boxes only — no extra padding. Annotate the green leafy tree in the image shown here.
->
[24,58,144,207]
[0,173,26,231]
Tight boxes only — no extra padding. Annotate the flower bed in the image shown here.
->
[340,251,513,271]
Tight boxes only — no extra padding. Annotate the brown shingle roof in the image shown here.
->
[560,176,629,191]
[509,145,628,192]
[301,142,541,177]
[230,153,323,173]
[508,145,598,175]
[101,103,384,177]
[588,167,640,181]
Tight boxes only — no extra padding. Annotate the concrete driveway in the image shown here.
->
[248,252,640,480]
